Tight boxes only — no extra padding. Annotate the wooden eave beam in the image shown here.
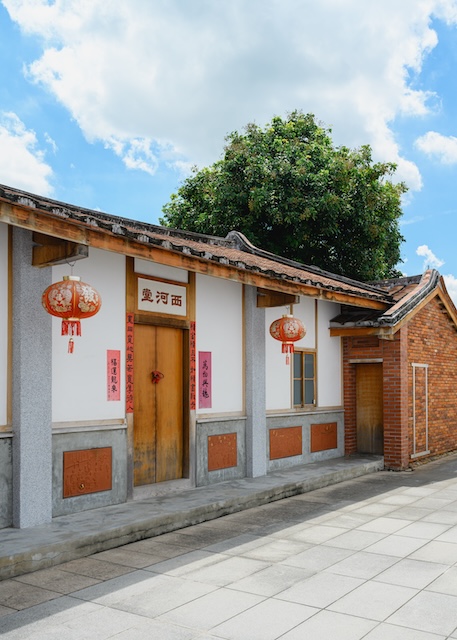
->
[330,327,384,337]
[330,292,440,338]
[256,288,300,308]
[1,201,389,311]
[32,232,89,267]
[330,326,397,339]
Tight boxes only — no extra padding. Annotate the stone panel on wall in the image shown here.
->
[310,422,337,452]
[63,447,112,498]
[269,426,302,460]
[207,433,237,471]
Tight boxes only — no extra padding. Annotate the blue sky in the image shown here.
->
[1,1,457,300]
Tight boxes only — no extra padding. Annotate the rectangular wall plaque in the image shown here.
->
[137,276,187,316]
[208,433,237,471]
[199,351,212,408]
[269,426,302,460]
[107,349,121,401]
[310,422,337,452]
[63,447,112,498]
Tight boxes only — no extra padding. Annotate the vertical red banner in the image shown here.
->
[107,350,121,401]
[190,321,196,410]
[125,313,134,413]
[199,351,212,409]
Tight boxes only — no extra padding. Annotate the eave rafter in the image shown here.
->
[32,232,88,267]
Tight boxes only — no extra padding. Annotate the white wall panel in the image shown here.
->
[0,223,8,425]
[265,297,316,411]
[196,275,243,414]
[52,249,126,422]
[265,306,291,410]
[134,258,188,283]
[317,300,342,407]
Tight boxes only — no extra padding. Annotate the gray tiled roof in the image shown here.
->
[0,183,391,304]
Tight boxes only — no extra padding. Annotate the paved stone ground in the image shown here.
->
[1,454,457,639]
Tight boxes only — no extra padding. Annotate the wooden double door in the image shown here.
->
[133,324,185,486]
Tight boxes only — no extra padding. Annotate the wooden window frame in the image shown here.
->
[292,350,316,408]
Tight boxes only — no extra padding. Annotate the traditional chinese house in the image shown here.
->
[1,184,457,529]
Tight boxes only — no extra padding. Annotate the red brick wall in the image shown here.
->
[383,327,409,469]
[342,296,457,469]
[408,297,457,459]
[343,330,409,469]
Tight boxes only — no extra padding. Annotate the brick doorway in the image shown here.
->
[356,363,384,455]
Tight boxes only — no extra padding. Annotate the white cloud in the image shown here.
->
[105,137,159,176]
[416,244,445,270]
[443,273,457,306]
[415,131,457,164]
[0,111,53,194]
[3,0,457,188]
[44,132,58,154]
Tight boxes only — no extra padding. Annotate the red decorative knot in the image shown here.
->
[269,314,306,364]
[42,275,102,354]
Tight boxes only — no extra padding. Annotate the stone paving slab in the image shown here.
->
[1,452,457,638]
[0,455,383,580]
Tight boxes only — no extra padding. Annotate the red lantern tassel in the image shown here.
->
[282,343,294,365]
[62,320,80,355]
[61,320,81,337]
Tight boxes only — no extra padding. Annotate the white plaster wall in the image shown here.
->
[196,274,243,414]
[134,258,188,283]
[0,223,8,426]
[317,300,342,407]
[51,248,126,422]
[265,297,316,411]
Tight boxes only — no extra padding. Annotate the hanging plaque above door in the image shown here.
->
[136,275,187,317]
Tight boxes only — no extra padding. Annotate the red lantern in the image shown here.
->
[42,275,102,353]
[269,314,306,364]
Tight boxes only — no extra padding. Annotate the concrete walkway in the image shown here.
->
[2,453,457,638]
[0,455,383,580]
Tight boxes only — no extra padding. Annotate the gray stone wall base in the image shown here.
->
[0,437,12,527]
[267,410,345,471]
[52,428,128,516]
[195,419,246,486]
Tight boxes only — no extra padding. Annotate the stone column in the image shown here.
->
[244,285,267,477]
[12,228,53,527]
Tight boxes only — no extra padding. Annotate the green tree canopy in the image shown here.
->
[160,111,406,281]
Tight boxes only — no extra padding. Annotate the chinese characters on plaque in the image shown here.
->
[137,277,187,316]
[107,350,121,401]
[199,351,212,409]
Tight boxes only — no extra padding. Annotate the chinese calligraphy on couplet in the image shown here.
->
[199,351,212,409]
[125,314,134,412]
[190,322,196,410]
[107,350,121,401]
